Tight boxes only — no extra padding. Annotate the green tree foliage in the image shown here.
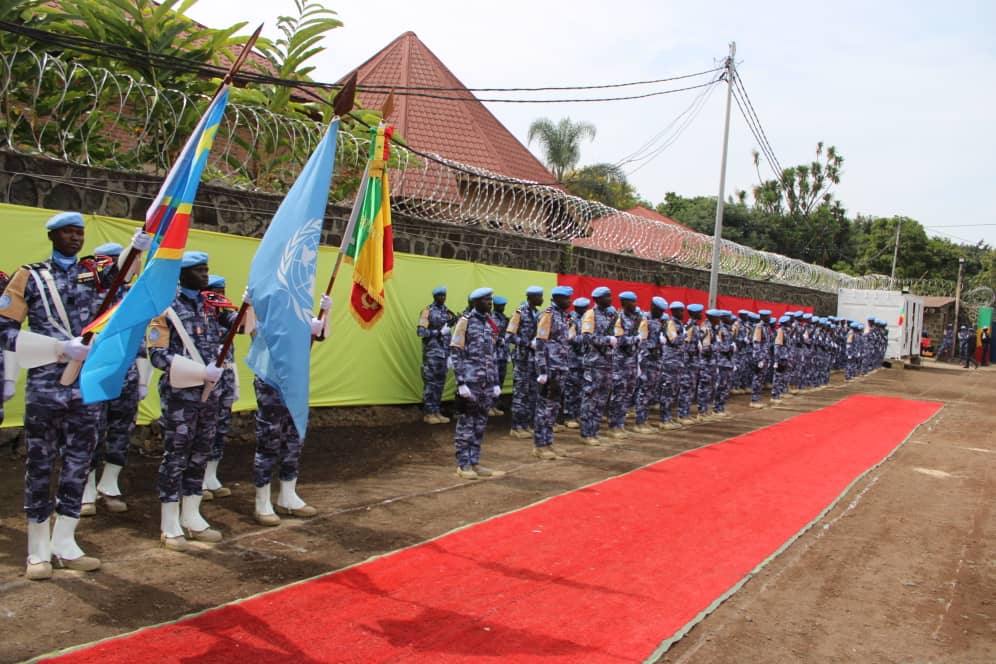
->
[527,117,596,181]
[564,163,647,210]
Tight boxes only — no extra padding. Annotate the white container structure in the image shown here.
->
[837,288,925,359]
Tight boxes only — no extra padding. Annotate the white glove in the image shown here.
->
[62,336,90,362]
[242,287,251,305]
[457,384,472,399]
[233,385,240,402]
[310,317,323,336]
[636,366,642,379]
[530,338,538,350]
[732,342,738,352]
[537,373,548,384]
[204,363,223,383]
[491,385,501,397]
[659,332,666,345]
[441,324,450,336]
[130,227,153,252]
[2,380,15,402]
[319,294,332,312]
[607,336,618,347]
[138,384,148,400]
[446,355,454,370]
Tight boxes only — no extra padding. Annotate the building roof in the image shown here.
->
[572,207,703,260]
[922,296,956,308]
[340,32,554,183]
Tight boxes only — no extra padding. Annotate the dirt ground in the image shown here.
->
[0,361,992,663]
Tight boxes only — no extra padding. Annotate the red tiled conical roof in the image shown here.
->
[342,32,554,183]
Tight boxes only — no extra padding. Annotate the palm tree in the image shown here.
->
[527,117,596,182]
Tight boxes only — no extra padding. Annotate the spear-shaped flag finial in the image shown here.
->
[334,72,358,118]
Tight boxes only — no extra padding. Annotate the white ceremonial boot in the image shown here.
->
[254,484,280,527]
[50,515,100,571]
[275,479,317,518]
[96,463,128,512]
[25,518,52,580]
[80,471,97,516]
[160,501,188,552]
[181,494,222,542]
[202,459,231,498]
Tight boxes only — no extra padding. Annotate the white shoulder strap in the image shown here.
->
[27,266,73,339]
[164,307,204,365]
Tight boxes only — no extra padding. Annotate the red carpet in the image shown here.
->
[47,395,940,663]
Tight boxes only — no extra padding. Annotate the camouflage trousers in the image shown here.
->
[772,365,790,399]
[454,387,495,468]
[845,358,860,380]
[92,372,140,469]
[253,377,304,486]
[561,365,584,421]
[157,395,218,503]
[634,360,662,425]
[677,362,698,418]
[659,364,680,422]
[497,358,509,392]
[24,396,102,522]
[533,369,567,447]
[751,360,767,403]
[511,357,537,430]
[580,363,613,438]
[713,365,734,412]
[211,367,237,462]
[608,358,639,429]
[696,362,716,414]
[421,351,448,415]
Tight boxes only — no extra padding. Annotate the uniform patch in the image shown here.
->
[0,295,9,309]
[149,328,160,342]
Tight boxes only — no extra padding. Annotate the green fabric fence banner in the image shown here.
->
[0,203,555,426]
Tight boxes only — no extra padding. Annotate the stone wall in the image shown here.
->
[0,151,838,313]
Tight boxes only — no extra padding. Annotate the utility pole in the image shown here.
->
[953,257,965,358]
[708,42,735,309]
[890,218,902,282]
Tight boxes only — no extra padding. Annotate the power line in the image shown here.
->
[732,71,783,175]
[925,224,996,228]
[731,83,780,178]
[0,22,721,103]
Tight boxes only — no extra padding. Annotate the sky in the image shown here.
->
[186,0,996,247]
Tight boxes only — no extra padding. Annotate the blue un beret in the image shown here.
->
[758,309,772,316]
[93,242,123,257]
[492,295,508,306]
[779,315,792,324]
[208,274,226,289]
[687,303,704,314]
[706,308,722,317]
[525,285,544,296]
[669,301,685,310]
[592,286,611,298]
[180,251,208,269]
[432,286,446,296]
[748,312,760,321]
[551,285,573,297]
[573,297,590,308]
[469,287,493,300]
[651,296,668,310]
[619,291,637,302]
[45,211,85,230]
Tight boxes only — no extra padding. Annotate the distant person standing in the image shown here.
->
[936,323,954,362]
[958,325,978,369]
[981,326,991,366]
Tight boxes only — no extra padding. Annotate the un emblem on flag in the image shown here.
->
[277,218,323,326]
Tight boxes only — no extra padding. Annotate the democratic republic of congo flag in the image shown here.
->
[80,86,230,403]
[344,124,394,328]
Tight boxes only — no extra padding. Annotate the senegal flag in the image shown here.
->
[344,124,395,328]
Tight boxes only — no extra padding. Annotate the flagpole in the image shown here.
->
[61,24,264,387]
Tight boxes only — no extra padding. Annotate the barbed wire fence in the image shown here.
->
[0,48,959,298]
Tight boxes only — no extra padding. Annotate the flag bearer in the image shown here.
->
[0,212,122,579]
[148,251,236,551]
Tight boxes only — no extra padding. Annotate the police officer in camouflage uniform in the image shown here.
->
[0,212,148,579]
[533,285,574,459]
[451,287,503,480]
[661,302,687,427]
[417,286,452,424]
[687,303,714,421]
[608,291,644,438]
[251,294,331,527]
[507,286,543,437]
[490,295,510,416]
[82,241,151,517]
[772,315,793,401]
[633,296,667,434]
[579,286,617,445]
[712,310,736,417]
[562,297,589,429]
[148,251,236,551]
[750,310,773,408]
[846,321,863,379]
[201,274,237,501]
